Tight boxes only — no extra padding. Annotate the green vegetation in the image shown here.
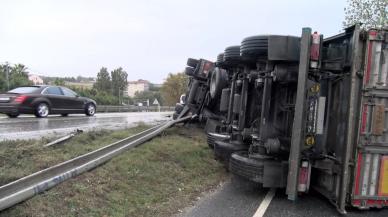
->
[344,0,387,29]
[0,125,226,217]
[0,124,149,185]
[161,72,189,106]
[0,63,32,92]
[72,67,129,105]
[134,90,163,106]
[64,67,129,105]
[42,76,95,84]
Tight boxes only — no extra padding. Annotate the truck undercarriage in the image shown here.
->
[174,25,388,214]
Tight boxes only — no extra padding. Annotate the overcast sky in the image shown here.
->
[0,0,346,83]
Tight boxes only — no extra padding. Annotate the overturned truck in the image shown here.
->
[174,25,388,214]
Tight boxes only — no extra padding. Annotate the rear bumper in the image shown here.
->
[0,104,33,114]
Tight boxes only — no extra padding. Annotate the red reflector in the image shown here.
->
[298,161,310,192]
[14,95,28,103]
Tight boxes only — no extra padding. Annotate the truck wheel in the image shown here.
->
[223,46,241,63]
[35,103,49,118]
[210,67,229,99]
[240,35,268,59]
[207,133,216,149]
[229,151,264,183]
[185,67,195,76]
[175,103,184,114]
[214,141,247,169]
[187,58,199,68]
[216,53,225,66]
[187,80,199,104]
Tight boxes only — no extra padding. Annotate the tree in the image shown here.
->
[94,67,112,92]
[0,63,31,92]
[54,78,65,86]
[343,0,388,29]
[111,67,128,101]
[134,90,163,106]
[161,72,189,106]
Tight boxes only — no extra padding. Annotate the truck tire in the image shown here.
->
[214,141,247,167]
[175,103,184,114]
[224,46,241,63]
[185,67,195,76]
[229,151,264,183]
[207,133,216,149]
[210,67,229,99]
[216,53,224,66]
[187,58,199,68]
[240,35,268,59]
[187,80,199,104]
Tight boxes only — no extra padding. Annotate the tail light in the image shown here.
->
[310,31,320,69]
[14,95,28,103]
[298,161,311,193]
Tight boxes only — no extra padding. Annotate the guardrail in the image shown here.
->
[96,105,175,113]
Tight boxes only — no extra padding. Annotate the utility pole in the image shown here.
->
[118,87,121,105]
[5,64,10,91]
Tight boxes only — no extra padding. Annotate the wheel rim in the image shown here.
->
[38,104,49,117]
[88,104,95,115]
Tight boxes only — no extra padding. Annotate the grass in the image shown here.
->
[0,123,150,186]
[0,124,227,217]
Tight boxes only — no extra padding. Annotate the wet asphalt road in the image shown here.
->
[180,176,388,217]
[0,112,172,141]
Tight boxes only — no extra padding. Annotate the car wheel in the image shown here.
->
[61,114,69,117]
[85,103,96,116]
[35,103,50,118]
[6,113,19,118]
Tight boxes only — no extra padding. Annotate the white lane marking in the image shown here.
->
[253,188,276,217]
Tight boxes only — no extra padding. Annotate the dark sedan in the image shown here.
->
[0,85,97,118]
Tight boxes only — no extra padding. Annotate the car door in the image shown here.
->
[60,87,85,112]
[42,86,65,112]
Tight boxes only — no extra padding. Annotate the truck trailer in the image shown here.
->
[174,25,388,214]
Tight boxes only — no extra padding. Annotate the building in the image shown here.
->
[127,79,150,97]
[28,74,44,85]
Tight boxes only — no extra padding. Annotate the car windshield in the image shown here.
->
[8,86,40,94]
